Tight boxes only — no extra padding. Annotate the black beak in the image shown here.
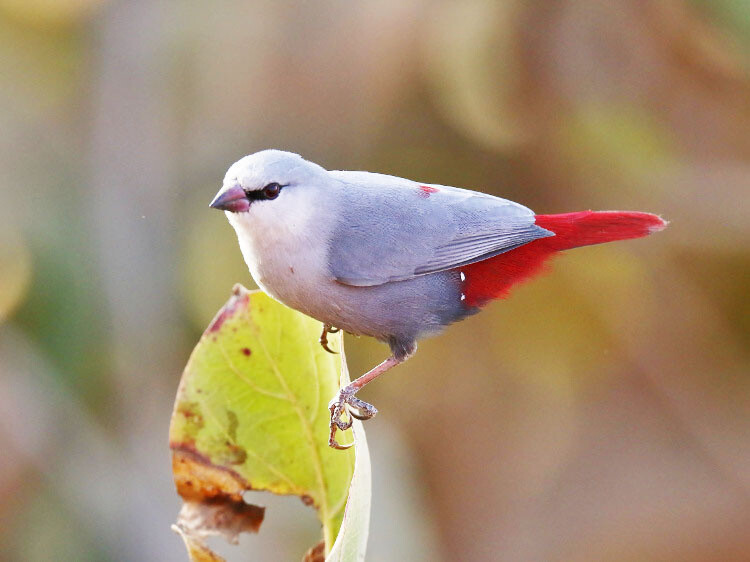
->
[209,185,250,213]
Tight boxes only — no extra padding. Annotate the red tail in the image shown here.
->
[462,211,667,307]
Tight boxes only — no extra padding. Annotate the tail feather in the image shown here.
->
[535,211,667,250]
[462,211,667,307]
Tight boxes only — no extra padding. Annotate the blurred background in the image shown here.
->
[0,0,748,560]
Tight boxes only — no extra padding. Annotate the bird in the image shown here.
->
[209,149,667,449]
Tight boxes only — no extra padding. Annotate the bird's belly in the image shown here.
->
[262,268,472,345]
[238,234,471,343]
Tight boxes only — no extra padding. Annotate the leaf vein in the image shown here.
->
[255,323,331,524]
[216,339,291,402]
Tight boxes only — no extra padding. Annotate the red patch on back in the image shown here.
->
[459,210,666,307]
[418,184,439,197]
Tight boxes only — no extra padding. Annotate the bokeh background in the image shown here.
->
[1,1,748,560]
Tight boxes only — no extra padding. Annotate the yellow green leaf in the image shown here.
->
[170,285,370,560]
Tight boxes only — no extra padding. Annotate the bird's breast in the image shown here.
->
[229,212,338,324]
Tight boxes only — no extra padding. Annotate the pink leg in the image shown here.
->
[328,355,404,449]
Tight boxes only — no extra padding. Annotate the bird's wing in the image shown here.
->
[327,171,553,286]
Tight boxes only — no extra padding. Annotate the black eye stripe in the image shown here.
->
[245,182,285,201]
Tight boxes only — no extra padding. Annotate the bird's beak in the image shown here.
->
[209,185,250,213]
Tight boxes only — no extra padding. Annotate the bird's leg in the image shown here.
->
[319,324,340,354]
[328,355,404,449]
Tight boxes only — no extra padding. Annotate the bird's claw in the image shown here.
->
[320,340,338,354]
[319,324,340,354]
[328,390,378,449]
[346,396,378,420]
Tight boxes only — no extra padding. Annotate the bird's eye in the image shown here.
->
[262,182,281,199]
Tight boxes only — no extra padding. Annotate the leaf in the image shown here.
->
[169,285,371,561]
[325,344,371,562]
[172,522,232,562]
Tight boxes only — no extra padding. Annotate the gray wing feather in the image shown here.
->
[327,171,553,286]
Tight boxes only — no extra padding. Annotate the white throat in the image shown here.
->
[225,186,334,312]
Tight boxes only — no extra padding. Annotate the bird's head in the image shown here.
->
[210,149,327,225]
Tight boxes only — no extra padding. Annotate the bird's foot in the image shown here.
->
[319,324,340,354]
[327,389,378,450]
[346,395,377,420]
